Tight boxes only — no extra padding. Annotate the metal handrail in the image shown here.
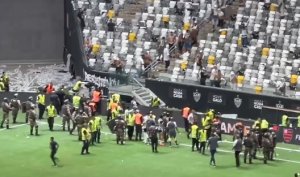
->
[130,76,144,88]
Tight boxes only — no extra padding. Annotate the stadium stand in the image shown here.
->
[73,0,300,97]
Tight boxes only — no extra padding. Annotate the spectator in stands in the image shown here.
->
[143,51,153,69]
[241,24,249,48]
[107,19,116,39]
[190,24,199,46]
[158,37,166,60]
[200,67,209,85]
[183,30,192,52]
[177,31,184,54]
[210,65,218,86]
[136,56,144,77]
[230,71,237,90]
[211,5,219,32]
[111,57,123,74]
[163,45,170,72]
[214,70,223,87]
[168,31,176,50]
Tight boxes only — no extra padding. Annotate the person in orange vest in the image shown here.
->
[91,87,102,113]
[134,110,143,141]
[181,106,191,138]
[45,82,55,94]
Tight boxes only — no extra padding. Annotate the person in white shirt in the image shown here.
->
[136,56,144,77]
[210,66,217,86]
[163,45,170,71]
[187,111,194,139]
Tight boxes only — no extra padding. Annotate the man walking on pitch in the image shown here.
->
[233,136,243,167]
[50,137,59,166]
[207,133,219,167]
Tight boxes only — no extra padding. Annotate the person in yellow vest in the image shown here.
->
[297,115,300,128]
[128,31,137,42]
[260,118,269,133]
[150,97,161,108]
[37,91,46,120]
[94,116,102,143]
[162,15,170,28]
[183,21,191,31]
[199,128,207,154]
[281,114,289,127]
[252,118,261,130]
[112,108,120,120]
[81,124,91,155]
[107,7,115,20]
[0,78,5,92]
[191,122,199,151]
[46,103,57,131]
[202,114,212,140]
[72,80,83,92]
[180,60,188,73]
[72,94,81,110]
[111,93,121,104]
[92,41,101,56]
[1,72,9,92]
[88,118,97,145]
[125,111,135,140]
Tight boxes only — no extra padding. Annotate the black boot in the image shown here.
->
[6,125,9,129]
[35,127,39,136]
[30,128,33,135]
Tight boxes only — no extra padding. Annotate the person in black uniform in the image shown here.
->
[148,120,161,153]
[49,137,59,166]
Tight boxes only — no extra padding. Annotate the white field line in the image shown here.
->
[1,122,300,164]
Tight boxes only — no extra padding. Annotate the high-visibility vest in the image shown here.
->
[182,107,190,119]
[89,120,97,132]
[47,105,56,117]
[73,81,82,91]
[260,119,269,129]
[0,82,4,92]
[135,113,143,125]
[37,94,45,105]
[92,91,101,103]
[126,114,135,126]
[2,74,9,84]
[81,128,91,141]
[112,109,119,119]
[207,111,214,120]
[199,129,207,142]
[94,116,102,129]
[282,115,288,127]
[128,33,136,42]
[151,98,160,107]
[252,120,260,129]
[297,116,300,128]
[191,125,199,138]
[111,93,120,103]
[46,84,54,94]
[73,96,81,109]
[202,117,211,129]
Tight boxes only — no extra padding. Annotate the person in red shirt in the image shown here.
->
[45,82,55,94]
[134,110,143,141]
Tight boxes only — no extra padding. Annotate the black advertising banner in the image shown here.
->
[145,79,300,124]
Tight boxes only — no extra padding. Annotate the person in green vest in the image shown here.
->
[191,122,199,151]
[72,80,83,92]
[94,116,102,143]
[88,118,97,145]
[0,78,5,92]
[37,91,46,120]
[150,97,161,108]
[298,115,300,128]
[281,115,289,127]
[125,111,135,140]
[199,128,207,154]
[46,102,57,131]
[72,94,81,110]
[1,71,9,92]
[111,108,120,119]
[252,118,261,130]
[260,118,269,133]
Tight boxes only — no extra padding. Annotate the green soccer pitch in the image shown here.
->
[0,113,299,177]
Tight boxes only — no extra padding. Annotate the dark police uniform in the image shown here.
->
[50,140,59,166]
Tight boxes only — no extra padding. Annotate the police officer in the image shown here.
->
[94,116,102,143]
[251,130,259,159]
[83,101,92,118]
[28,105,39,136]
[269,128,277,161]
[72,93,82,110]
[46,103,57,131]
[10,93,21,123]
[1,71,9,92]
[72,110,87,141]
[281,114,289,127]
[61,99,72,131]
[1,98,11,129]
[114,118,126,145]
[243,133,253,164]
[202,113,212,140]
[191,122,199,151]
[260,118,269,133]
[50,92,61,115]
[198,128,207,154]
[24,96,34,123]
[148,120,161,153]
[150,97,161,108]
[88,118,97,145]
[81,124,91,155]
[262,133,272,164]
[37,91,46,120]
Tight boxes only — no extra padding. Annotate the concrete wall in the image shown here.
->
[0,0,64,63]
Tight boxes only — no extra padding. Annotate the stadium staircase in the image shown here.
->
[131,77,166,107]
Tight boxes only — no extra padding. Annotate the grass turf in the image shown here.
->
[0,113,299,177]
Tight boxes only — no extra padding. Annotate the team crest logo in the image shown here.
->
[276,101,284,109]
[283,129,293,143]
[234,95,242,108]
[193,89,201,102]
